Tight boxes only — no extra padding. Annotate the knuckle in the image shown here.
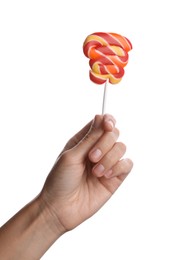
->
[120,159,133,174]
[83,131,97,143]
[113,127,120,139]
[84,126,102,142]
[119,161,128,173]
[104,114,116,125]
[116,142,127,153]
[107,129,119,141]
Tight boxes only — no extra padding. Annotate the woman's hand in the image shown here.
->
[40,114,133,232]
[0,114,133,259]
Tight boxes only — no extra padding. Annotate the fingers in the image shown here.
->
[104,158,133,179]
[91,142,127,177]
[103,114,116,132]
[88,120,133,179]
[63,119,93,152]
[88,128,119,163]
[69,114,116,160]
[99,159,133,194]
[65,114,116,151]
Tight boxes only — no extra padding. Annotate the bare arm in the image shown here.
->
[0,197,63,260]
[0,114,133,259]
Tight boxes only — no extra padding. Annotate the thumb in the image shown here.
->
[71,114,104,160]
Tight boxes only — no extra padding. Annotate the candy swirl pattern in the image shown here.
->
[83,32,132,84]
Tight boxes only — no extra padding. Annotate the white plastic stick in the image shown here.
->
[102,80,108,114]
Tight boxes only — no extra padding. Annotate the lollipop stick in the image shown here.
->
[102,79,108,114]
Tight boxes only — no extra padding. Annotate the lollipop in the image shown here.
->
[83,32,132,113]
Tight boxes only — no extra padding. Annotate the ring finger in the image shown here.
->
[92,142,126,177]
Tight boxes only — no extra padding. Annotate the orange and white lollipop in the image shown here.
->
[83,32,132,113]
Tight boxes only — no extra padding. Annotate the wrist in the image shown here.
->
[0,195,66,259]
[37,193,66,238]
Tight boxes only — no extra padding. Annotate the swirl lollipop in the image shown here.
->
[83,32,132,113]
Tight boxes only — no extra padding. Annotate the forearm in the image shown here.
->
[0,196,65,260]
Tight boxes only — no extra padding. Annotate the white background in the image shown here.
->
[0,0,170,259]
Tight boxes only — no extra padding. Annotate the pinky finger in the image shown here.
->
[104,158,133,179]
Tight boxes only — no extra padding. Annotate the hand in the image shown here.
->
[40,114,133,232]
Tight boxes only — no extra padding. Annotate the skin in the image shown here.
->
[0,114,133,259]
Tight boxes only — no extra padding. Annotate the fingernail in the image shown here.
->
[90,149,102,161]
[93,164,105,176]
[104,114,116,125]
[107,120,114,129]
